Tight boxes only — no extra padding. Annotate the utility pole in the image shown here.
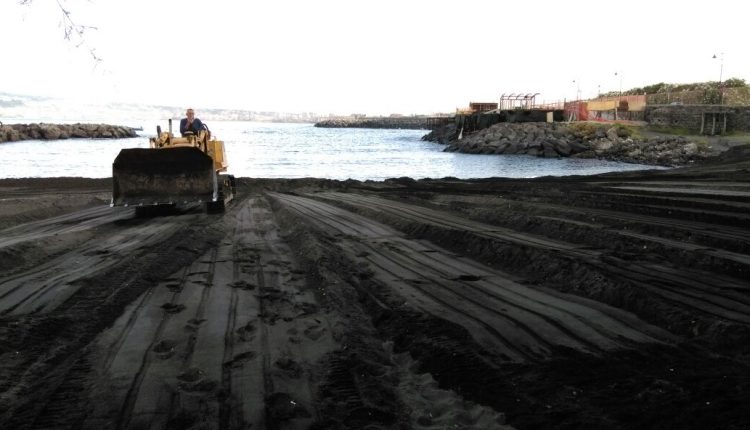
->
[614,71,623,120]
[713,53,724,104]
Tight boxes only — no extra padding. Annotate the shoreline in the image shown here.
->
[422,121,750,166]
[4,120,748,170]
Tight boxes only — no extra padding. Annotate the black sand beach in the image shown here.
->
[1,149,749,429]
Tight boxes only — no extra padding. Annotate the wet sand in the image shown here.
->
[1,152,749,429]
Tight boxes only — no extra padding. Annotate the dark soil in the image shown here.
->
[1,154,749,429]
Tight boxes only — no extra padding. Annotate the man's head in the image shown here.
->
[186,108,195,120]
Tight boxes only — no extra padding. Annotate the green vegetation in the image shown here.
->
[617,123,642,139]
[644,127,750,144]
[645,125,695,136]
[714,131,750,143]
[600,78,748,98]
[567,122,600,140]
[693,137,710,147]
[566,122,639,140]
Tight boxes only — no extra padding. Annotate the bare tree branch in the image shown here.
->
[19,0,102,64]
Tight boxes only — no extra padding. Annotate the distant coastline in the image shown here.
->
[315,116,451,130]
[0,91,326,124]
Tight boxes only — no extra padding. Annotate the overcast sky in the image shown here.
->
[1,0,747,116]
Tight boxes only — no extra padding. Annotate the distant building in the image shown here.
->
[586,95,647,120]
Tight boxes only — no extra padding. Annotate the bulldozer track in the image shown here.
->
[41,196,335,429]
[307,191,750,332]
[269,192,670,363]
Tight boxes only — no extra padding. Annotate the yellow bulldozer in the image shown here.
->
[111,119,235,214]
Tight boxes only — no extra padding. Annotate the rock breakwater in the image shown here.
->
[423,122,714,166]
[0,123,138,143]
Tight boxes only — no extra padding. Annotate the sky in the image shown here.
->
[1,0,748,116]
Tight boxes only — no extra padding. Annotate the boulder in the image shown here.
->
[568,140,591,153]
[39,124,62,140]
[548,138,572,156]
[98,128,114,138]
[606,127,620,142]
[503,142,521,154]
[27,126,41,140]
[542,145,559,158]
[1,126,19,142]
[682,142,698,156]
[593,139,614,154]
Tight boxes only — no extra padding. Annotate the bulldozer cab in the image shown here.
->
[149,128,229,174]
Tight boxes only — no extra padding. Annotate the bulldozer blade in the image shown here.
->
[112,147,217,206]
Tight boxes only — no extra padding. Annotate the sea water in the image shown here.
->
[0,120,660,179]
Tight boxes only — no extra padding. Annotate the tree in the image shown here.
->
[722,78,747,88]
[19,0,101,63]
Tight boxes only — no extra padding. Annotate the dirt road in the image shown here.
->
[1,154,749,429]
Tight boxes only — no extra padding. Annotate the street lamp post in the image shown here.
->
[614,71,623,120]
[572,79,581,101]
[712,53,724,104]
[615,71,623,98]
[570,79,582,121]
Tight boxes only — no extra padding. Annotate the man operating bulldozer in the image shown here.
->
[179,108,205,137]
[111,106,235,213]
